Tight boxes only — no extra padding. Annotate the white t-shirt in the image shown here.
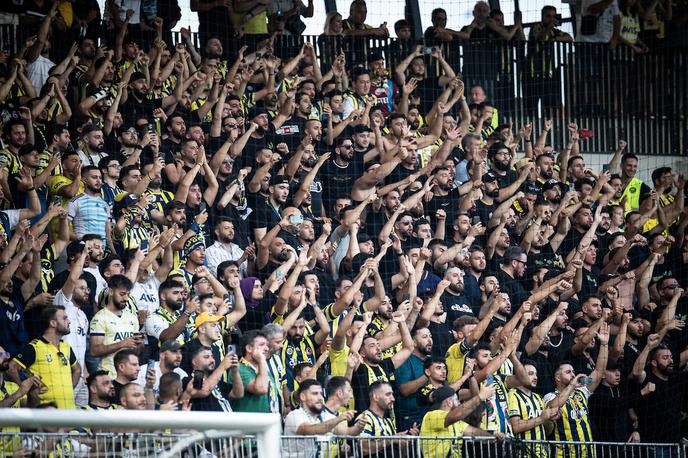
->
[283,408,327,458]
[577,0,620,43]
[26,55,55,93]
[84,266,108,300]
[131,274,161,313]
[54,289,89,371]
[135,361,187,397]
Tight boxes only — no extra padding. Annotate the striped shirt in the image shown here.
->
[508,387,549,456]
[66,193,110,240]
[543,387,594,458]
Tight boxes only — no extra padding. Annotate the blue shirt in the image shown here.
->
[394,354,425,430]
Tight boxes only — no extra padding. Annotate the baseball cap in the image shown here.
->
[160,340,182,352]
[247,105,268,120]
[130,72,147,82]
[430,386,457,409]
[269,175,290,186]
[18,144,38,156]
[542,179,562,192]
[483,172,499,183]
[194,312,224,329]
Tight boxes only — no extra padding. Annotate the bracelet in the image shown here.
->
[26,187,36,192]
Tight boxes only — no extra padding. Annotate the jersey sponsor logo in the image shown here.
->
[114,331,138,341]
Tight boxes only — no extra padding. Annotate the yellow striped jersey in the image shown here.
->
[508,387,548,447]
[543,387,594,458]
[359,409,396,437]
[480,373,512,434]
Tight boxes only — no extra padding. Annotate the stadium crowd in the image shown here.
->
[0,0,686,456]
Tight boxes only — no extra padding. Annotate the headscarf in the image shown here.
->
[240,277,261,310]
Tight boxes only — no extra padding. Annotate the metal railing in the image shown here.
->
[1,22,686,156]
[281,435,687,458]
[0,432,686,458]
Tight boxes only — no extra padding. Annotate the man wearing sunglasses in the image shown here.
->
[8,305,81,409]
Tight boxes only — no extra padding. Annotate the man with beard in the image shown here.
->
[488,142,519,189]
[395,327,434,430]
[441,266,473,321]
[507,361,559,448]
[9,305,81,409]
[464,245,487,311]
[252,176,291,242]
[262,323,287,415]
[281,307,330,392]
[558,205,597,258]
[630,334,684,443]
[161,114,186,182]
[274,93,314,152]
[183,345,244,413]
[119,71,195,126]
[541,179,563,205]
[351,311,413,414]
[144,279,197,347]
[535,152,556,184]
[358,381,419,453]
[0,119,28,176]
[67,166,110,242]
[139,340,187,397]
[291,141,326,218]
[55,248,91,406]
[496,247,530,315]
[206,217,254,278]
[283,379,356,458]
[77,125,108,167]
[83,370,118,411]
[181,312,224,375]
[580,242,600,298]
[89,275,142,376]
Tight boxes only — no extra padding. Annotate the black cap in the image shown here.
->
[431,386,456,409]
[18,144,37,156]
[247,106,268,120]
[269,175,289,186]
[368,51,384,63]
[160,340,182,352]
[483,172,499,183]
[542,179,562,192]
[353,124,373,134]
[130,72,147,82]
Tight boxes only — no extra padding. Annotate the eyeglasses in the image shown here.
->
[224,123,240,128]
[340,144,353,150]
[108,163,122,169]
[662,284,679,290]
[56,351,69,366]
[514,259,527,265]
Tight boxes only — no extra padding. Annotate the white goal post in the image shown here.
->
[0,408,281,458]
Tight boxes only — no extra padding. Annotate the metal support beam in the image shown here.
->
[488,0,501,12]
[324,0,337,14]
[405,0,423,41]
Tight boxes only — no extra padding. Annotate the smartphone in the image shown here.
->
[423,47,434,55]
[579,376,593,386]
[192,370,204,389]
[289,213,304,225]
[471,215,481,225]
[579,129,594,139]
[227,344,237,355]
[199,201,207,212]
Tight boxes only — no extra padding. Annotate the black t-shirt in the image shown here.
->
[319,159,361,211]
[589,383,631,442]
[426,192,456,230]
[632,372,683,442]
[272,116,307,152]
[120,93,162,125]
[441,292,474,323]
[580,265,601,298]
[557,227,586,258]
[428,320,455,358]
[496,269,529,313]
[250,199,282,232]
[351,358,396,414]
[473,199,496,227]
[183,377,234,412]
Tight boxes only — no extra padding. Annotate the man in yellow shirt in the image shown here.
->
[420,385,496,458]
[9,305,81,409]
